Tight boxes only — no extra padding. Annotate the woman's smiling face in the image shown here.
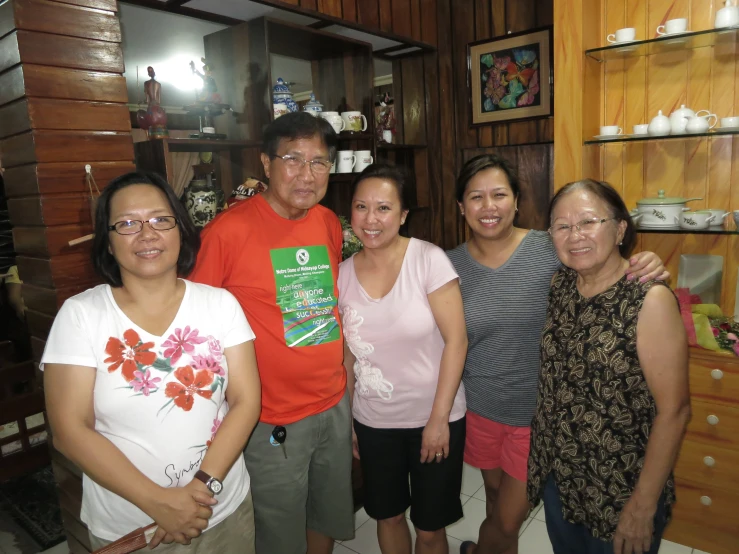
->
[459,168,518,240]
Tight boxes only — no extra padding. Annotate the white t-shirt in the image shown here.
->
[41,280,254,541]
[338,238,467,428]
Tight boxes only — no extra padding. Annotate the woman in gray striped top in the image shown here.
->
[449,155,668,554]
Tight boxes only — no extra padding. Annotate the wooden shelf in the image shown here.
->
[585,26,739,62]
[636,228,739,235]
[161,138,262,152]
[336,133,375,141]
[584,128,739,144]
[377,144,428,150]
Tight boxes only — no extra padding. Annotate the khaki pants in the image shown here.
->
[89,490,255,553]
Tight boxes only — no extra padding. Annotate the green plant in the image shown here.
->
[339,216,363,260]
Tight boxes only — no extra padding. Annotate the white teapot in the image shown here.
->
[669,104,696,135]
[715,0,739,28]
[686,111,718,134]
[648,111,671,136]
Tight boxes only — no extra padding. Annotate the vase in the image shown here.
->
[183,177,218,229]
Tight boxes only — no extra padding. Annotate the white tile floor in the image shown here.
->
[32,464,711,554]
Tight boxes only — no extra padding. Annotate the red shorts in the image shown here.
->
[463,411,530,483]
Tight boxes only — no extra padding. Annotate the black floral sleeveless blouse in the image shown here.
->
[527,268,675,540]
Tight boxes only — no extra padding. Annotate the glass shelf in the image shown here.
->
[585,25,739,62]
[584,128,739,145]
[637,228,739,235]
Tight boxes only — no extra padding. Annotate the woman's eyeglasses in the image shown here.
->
[108,216,178,235]
[548,217,615,238]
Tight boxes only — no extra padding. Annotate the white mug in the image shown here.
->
[600,125,623,136]
[633,124,649,135]
[607,27,636,43]
[341,111,368,132]
[320,111,346,134]
[657,18,688,36]
[354,150,374,173]
[202,126,215,134]
[273,104,289,119]
[720,116,739,128]
[336,150,356,173]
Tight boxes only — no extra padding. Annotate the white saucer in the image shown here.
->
[637,224,679,229]
[626,134,650,138]
[593,134,625,140]
[716,126,739,132]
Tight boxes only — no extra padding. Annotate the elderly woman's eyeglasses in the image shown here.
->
[108,216,178,235]
[548,217,616,238]
[271,154,332,175]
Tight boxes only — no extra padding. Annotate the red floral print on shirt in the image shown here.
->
[104,329,157,382]
[165,365,214,411]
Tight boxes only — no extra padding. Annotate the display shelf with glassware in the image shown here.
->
[585,25,739,62]
[584,127,739,144]
[377,144,429,150]
[637,228,739,235]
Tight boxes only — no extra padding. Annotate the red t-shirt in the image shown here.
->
[189,194,346,425]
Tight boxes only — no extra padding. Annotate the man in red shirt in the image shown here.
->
[189,113,353,554]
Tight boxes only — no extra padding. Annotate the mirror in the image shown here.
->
[677,254,724,305]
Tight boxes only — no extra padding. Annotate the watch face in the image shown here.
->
[209,479,223,495]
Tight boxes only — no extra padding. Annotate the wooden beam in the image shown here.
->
[308,20,333,29]
[119,0,244,26]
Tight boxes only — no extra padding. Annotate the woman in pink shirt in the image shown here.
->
[338,164,468,554]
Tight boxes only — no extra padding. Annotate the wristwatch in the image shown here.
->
[194,470,223,495]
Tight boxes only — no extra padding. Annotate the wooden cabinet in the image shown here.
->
[666,348,739,554]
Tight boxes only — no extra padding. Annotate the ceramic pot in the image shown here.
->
[184,177,218,229]
[302,93,324,117]
[631,189,702,227]
[686,111,718,133]
[648,111,671,136]
[705,209,730,226]
[675,211,716,230]
[715,0,739,28]
[669,104,696,135]
[272,78,298,114]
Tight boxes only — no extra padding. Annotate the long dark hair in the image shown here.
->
[92,172,200,287]
[549,179,636,257]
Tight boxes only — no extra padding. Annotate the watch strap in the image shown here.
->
[195,469,212,486]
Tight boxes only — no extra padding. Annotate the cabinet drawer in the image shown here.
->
[684,400,739,450]
[664,478,739,554]
[674,439,739,494]
[689,354,739,407]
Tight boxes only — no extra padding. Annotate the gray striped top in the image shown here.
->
[446,230,561,426]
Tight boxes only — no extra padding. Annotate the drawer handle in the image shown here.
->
[700,495,712,506]
[703,456,715,467]
[710,369,724,380]
[707,415,720,425]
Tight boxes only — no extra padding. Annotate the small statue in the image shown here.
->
[136,66,168,137]
[190,58,221,104]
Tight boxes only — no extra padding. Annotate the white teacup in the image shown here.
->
[320,111,346,134]
[607,27,636,43]
[733,210,739,230]
[336,150,356,173]
[720,116,739,129]
[705,209,730,226]
[633,124,649,135]
[354,150,374,173]
[675,211,715,230]
[273,104,290,119]
[600,125,623,136]
[341,111,368,133]
[657,18,688,36]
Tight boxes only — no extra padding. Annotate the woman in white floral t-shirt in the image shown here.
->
[42,172,261,552]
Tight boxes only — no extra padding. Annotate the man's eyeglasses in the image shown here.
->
[548,217,616,238]
[271,154,332,175]
[108,216,178,235]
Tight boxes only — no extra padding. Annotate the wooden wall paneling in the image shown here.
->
[391,60,404,143]
[13,225,93,257]
[1,131,133,167]
[625,0,647,40]
[602,143,624,192]
[51,0,118,11]
[413,148,430,208]
[436,0,458,248]
[22,65,128,103]
[302,0,318,10]
[410,0,421,42]
[505,0,536,30]
[422,50,443,246]
[356,0,380,30]
[317,0,342,18]
[419,0,437,46]
[452,0,476,151]
[379,0,392,32]
[400,56,426,145]
[13,0,120,42]
[16,252,99,289]
[683,138,708,211]
[514,143,553,230]
[15,30,124,72]
[474,0,492,147]
[622,143,644,210]
[342,0,357,22]
[0,66,24,107]
[23,283,89,316]
[25,309,53,341]
[7,194,93,227]
[648,0,689,39]
[624,57,647,131]
[391,0,412,38]
[3,161,134,197]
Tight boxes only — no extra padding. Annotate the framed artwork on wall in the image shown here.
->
[467,26,553,126]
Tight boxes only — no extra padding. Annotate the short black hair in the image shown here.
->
[262,112,338,162]
[92,172,200,287]
[351,163,410,210]
[549,178,637,257]
[456,154,521,203]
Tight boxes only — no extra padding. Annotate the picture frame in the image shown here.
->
[467,26,553,126]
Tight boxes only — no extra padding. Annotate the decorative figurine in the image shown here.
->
[227,177,268,206]
[273,78,299,119]
[136,66,168,138]
[190,58,221,104]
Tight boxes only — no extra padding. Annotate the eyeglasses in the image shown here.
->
[548,217,616,238]
[271,154,332,175]
[108,216,178,235]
